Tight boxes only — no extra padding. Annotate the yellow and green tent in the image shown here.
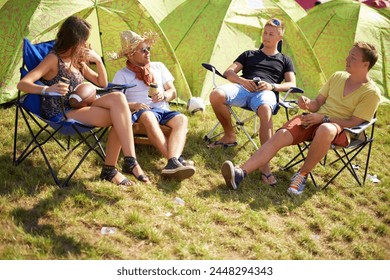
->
[0,0,191,104]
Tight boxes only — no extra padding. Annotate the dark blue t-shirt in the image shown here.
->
[234,49,295,84]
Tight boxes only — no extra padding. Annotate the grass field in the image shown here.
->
[0,101,389,260]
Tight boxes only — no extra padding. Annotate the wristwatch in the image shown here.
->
[271,83,276,91]
[322,115,330,123]
[163,94,167,102]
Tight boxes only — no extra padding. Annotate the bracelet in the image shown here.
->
[271,83,276,91]
[163,94,167,102]
[41,86,48,95]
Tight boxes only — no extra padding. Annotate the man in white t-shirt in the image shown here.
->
[112,30,195,180]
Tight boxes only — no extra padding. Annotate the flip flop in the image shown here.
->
[261,173,277,186]
[207,141,238,149]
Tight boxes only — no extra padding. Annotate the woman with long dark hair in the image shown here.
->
[17,16,149,186]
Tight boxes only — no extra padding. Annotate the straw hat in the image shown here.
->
[107,30,158,60]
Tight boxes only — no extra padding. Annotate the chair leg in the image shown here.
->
[229,107,258,149]
[204,106,259,150]
[13,103,20,165]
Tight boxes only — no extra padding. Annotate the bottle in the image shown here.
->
[148,82,158,97]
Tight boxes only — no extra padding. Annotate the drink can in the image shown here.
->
[59,77,70,85]
[148,83,158,97]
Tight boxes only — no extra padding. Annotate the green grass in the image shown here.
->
[0,102,389,260]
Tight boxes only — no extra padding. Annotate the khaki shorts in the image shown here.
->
[280,115,349,147]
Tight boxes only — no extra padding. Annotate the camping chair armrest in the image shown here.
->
[96,83,136,95]
[201,63,226,79]
[279,86,304,109]
[202,63,226,89]
[287,87,304,94]
[343,118,377,136]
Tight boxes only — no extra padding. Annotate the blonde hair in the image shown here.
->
[265,18,285,35]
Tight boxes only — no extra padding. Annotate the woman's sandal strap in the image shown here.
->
[111,172,133,186]
[136,174,148,182]
[101,166,133,186]
[123,157,149,183]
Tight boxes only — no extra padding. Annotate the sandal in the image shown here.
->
[100,165,134,186]
[122,156,150,183]
[207,140,238,149]
[261,173,277,186]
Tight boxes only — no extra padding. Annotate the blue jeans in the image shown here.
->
[216,83,278,113]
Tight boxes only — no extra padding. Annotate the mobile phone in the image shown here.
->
[253,77,261,86]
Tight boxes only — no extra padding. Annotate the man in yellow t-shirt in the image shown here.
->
[221,41,381,195]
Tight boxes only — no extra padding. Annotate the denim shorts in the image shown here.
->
[132,107,180,125]
[216,83,278,112]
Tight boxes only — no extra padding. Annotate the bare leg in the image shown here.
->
[165,114,188,159]
[241,129,294,174]
[140,113,189,159]
[104,127,121,166]
[256,104,277,185]
[299,123,337,173]
[66,92,146,179]
[139,112,169,158]
[256,104,274,176]
[209,88,236,143]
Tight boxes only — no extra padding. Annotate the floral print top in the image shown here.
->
[40,52,84,120]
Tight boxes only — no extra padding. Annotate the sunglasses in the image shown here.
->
[272,19,281,26]
[139,47,151,54]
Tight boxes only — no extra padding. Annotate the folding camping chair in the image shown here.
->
[202,49,303,150]
[281,113,378,190]
[13,38,134,187]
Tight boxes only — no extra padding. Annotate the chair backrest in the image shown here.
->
[21,38,55,77]
[20,39,58,116]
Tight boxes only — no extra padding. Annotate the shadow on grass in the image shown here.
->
[0,152,122,258]
[11,190,91,258]
[186,130,317,211]
[133,144,185,193]
[197,175,316,212]
[0,154,57,195]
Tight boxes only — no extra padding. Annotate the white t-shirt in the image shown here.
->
[112,62,174,110]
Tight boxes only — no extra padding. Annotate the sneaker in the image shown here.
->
[162,157,195,180]
[287,171,308,195]
[178,155,195,167]
[221,160,246,190]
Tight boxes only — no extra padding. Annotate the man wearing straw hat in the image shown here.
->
[112,30,195,180]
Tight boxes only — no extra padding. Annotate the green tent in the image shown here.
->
[0,0,191,104]
[141,0,327,100]
[298,0,390,100]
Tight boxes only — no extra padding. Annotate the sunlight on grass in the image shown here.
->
[0,103,389,259]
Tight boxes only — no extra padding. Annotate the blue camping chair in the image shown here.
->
[202,41,303,149]
[13,38,135,187]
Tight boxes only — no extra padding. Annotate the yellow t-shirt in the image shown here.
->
[317,71,381,122]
